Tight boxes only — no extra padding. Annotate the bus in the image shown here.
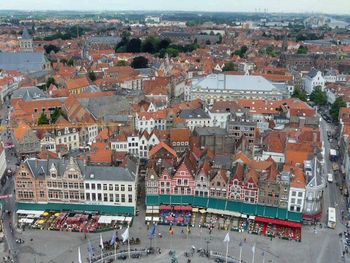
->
[327,207,336,229]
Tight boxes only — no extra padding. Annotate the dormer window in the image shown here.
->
[51,173,56,178]
[58,131,61,136]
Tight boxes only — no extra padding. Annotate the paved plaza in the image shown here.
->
[4,206,347,263]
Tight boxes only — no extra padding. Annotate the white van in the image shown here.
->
[327,173,333,183]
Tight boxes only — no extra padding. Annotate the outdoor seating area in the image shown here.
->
[16,210,133,233]
[159,205,192,226]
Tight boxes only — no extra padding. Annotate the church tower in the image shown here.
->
[20,28,33,52]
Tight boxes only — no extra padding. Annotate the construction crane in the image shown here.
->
[0,121,125,131]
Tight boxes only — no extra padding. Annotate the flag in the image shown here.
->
[87,240,94,260]
[169,225,174,235]
[100,234,104,250]
[224,232,230,243]
[122,227,129,242]
[78,247,82,263]
[239,241,243,247]
[110,232,117,246]
[149,224,157,237]
[252,244,256,253]
[262,251,265,257]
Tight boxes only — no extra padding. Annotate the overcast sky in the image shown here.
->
[2,0,350,14]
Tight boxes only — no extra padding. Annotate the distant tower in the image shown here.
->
[282,34,288,53]
[20,28,33,52]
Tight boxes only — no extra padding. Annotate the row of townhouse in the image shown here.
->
[15,156,138,215]
[145,138,325,217]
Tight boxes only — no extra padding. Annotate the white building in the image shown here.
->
[179,108,212,131]
[84,166,137,210]
[287,168,306,213]
[189,74,284,105]
[55,127,80,150]
[138,131,160,159]
[40,132,56,152]
[303,69,325,94]
[135,110,167,133]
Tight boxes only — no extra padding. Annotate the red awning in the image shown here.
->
[255,216,302,228]
[173,206,182,211]
[182,206,192,211]
[160,205,172,210]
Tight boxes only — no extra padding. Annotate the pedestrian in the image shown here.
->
[244,238,246,243]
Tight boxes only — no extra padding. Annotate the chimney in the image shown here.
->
[313,132,317,143]
[299,117,305,129]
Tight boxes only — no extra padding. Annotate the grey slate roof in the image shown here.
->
[0,52,48,73]
[179,108,210,119]
[192,74,277,92]
[87,36,121,46]
[25,158,136,182]
[12,86,48,101]
[307,68,319,78]
[21,28,32,40]
[79,96,131,121]
[194,127,228,136]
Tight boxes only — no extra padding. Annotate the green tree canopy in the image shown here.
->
[46,77,56,88]
[116,60,128,66]
[330,97,346,121]
[222,61,237,72]
[234,45,248,58]
[297,45,308,54]
[50,108,67,124]
[44,44,60,54]
[126,38,141,53]
[292,86,307,102]
[38,112,50,125]
[131,56,148,69]
[309,86,327,105]
[88,71,97,81]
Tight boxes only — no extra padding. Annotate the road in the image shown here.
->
[0,99,20,263]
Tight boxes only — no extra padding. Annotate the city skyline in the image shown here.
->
[1,0,350,15]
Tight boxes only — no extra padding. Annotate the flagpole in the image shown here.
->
[262,253,265,263]
[239,246,242,263]
[252,245,255,263]
[225,239,229,263]
[127,226,131,259]
[114,242,117,262]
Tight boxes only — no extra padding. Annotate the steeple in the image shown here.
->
[20,27,33,52]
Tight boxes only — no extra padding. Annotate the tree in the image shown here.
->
[159,39,171,50]
[46,77,56,89]
[126,38,141,53]
[222,61,237,72]
[38,112,50,125]
[66,58,74,66]
[50,108,67,124]
[297,45,308,54]
[292,86,307,101]
[234,45,248,58]
[88,71,97,82]
[44,44,60,54]
[330,97,346,121]
[116,60,128,66]
[131,56,148,69]
[310,86,327,105]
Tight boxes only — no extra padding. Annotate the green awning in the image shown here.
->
[276,208,288,220]
[181,195,194,205]
[226,200,241,213]
[146,195,159,206]
[264,206,276,218]
[207,198,218,209]
[287,211,303,222]
[256,205,265,217]
[193,196,208,207]
[16,202,134,215]
[171,195,183,204]
[241,203,257,216]
[159,195,171,204]
[216,199,227,210]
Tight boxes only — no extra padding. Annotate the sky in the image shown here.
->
[1,0,350,15]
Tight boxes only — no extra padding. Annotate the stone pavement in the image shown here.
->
[11,213,347,263]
